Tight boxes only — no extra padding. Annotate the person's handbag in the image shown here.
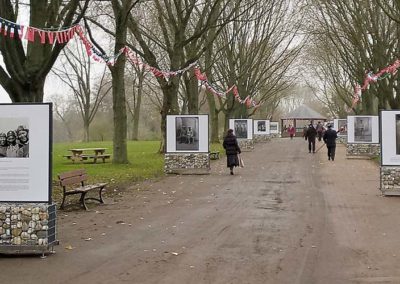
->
[238,155,245,168]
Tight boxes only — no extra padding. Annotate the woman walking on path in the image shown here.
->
[223,129,241,175]
[287,124,296,139]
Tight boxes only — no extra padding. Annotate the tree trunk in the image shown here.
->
[110,0,130,164]
[131,75,143,141]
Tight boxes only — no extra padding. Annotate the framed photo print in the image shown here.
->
[0,103,52,203]
[334,119,347,137]
[229,119,253,139]
[380,110,400,165]
[347,115,379,143]
[270,122,279,134]
[254,120,270,135]
[166,115,209,153]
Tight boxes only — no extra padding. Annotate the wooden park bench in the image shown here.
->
[210,151,220,160]
[58,169,107,210]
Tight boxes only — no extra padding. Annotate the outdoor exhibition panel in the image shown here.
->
[166,115,209,153]
[269,122,279,134]
[347,115,379,144]
[0,103,57,256]
[253,119,271,135]
[229,119,253,140]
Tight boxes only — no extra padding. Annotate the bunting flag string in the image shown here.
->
[353,59,400,109]
[0,16,261,108]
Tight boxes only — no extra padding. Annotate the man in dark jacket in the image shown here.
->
[323,123,338,161]
[306,124,317,153]
[223,129,241,175]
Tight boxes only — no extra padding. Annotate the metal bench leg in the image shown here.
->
[80,192,89,210]
[98,187,104,203]
[60,194,67,209]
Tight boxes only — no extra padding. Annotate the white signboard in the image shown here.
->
[253,120,271,135]
[0,103,52,203]
[270,122,279,134]
[347,115,379,144]
[229,119,253,140]
[381,110,400,165]
[166,115,209,153]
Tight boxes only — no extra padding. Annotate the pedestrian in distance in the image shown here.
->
[302,125,308,140]
[306,123,317,153]
[316,121,325,142]
[223,129,242,175]
[287,124,295,139]
[323,123,338,161]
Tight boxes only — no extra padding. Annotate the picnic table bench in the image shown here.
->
[58,169,107,210]
[64,148,111,163]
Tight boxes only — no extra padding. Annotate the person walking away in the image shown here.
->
[306,124,317,153]
[316,121,324,141]
[323,123,338,161]
[287,124,295,139]
[302,125,308,140]
[223,129,241,175]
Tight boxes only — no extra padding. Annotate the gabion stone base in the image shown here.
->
[0,203,57,254]
[238,139,254,151]
[254,134,271,143]
[337,136,347,144]
[346,143,380,157]
[380,166,400,195]
[165,153,210,174]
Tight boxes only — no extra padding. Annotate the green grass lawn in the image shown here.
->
[53,140,224,185]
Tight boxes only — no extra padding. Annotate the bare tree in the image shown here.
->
[52,40,111,142]
[211,0,302,131]
[0,0,89,102]
[306,0,400,114]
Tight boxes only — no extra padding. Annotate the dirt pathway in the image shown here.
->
[2,138,400,284]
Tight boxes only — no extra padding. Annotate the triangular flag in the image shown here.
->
[47,31,55,44]
[37,30,46,44]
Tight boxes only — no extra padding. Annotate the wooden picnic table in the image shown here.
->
[64,148,111,163]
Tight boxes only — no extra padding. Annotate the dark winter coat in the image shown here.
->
[306,126,317,141]
[323,128,338,147]
[223,134,241,167]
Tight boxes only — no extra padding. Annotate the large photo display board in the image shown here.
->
[166,115,209,153]
[229,119,253,139]
[270,122,279,134]
[0,103,52,203]
[347,116,379,144]
[380,110,400,165]
[253,119,270,135]
[334,118,347,137]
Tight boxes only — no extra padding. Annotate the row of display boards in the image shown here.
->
[166,113,400,167]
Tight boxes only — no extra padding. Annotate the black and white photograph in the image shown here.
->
[175,117,199,151]
[347,115,379,144]
[0,103,51,203]
[354,117,372,142]
[253,120,270,135]
[166,115,209,153]
[0,118,29,158]
[381,110,400,165]
[228,119,253,139]
[258,121,266,132]
[234,120,248,139]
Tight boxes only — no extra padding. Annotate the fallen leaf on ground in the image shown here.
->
[65,245,74,250]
